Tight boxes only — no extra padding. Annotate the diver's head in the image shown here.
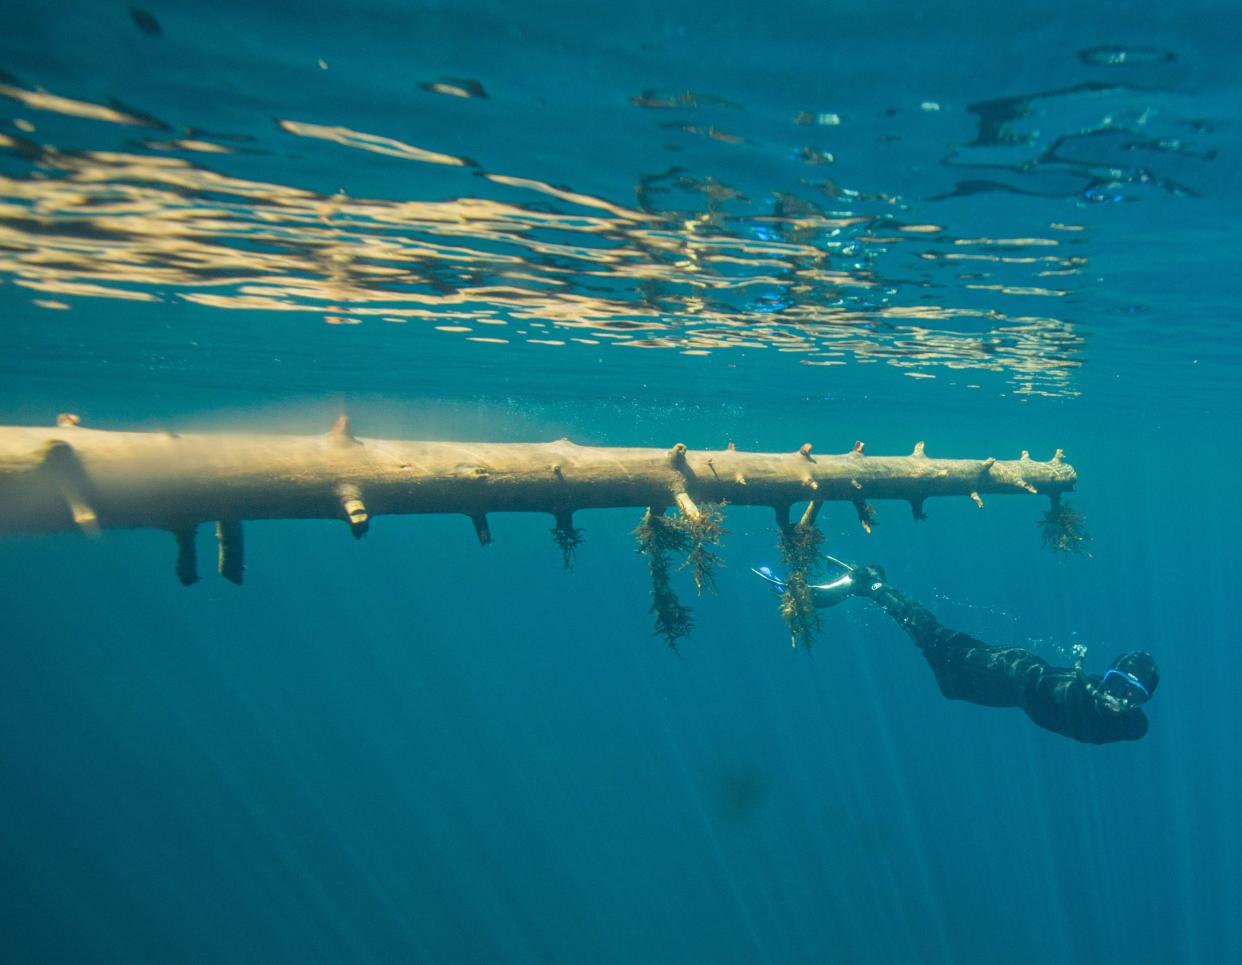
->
[1099,651,1159,712]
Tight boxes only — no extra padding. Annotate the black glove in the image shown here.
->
[850,564,887,596]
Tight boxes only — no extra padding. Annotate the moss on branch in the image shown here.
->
[550,524,585,570]
[777,520,825,649]
[634,509,694,651]
[676,500,726,595]
[1040,496,1092,557]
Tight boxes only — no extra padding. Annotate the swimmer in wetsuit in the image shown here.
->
[753,560,1158,744]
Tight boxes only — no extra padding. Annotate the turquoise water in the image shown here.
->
[1,2,1238,962]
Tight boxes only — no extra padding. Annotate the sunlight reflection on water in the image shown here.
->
[0,45,1214,399]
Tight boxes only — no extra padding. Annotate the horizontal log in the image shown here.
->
[0,419,1075,537]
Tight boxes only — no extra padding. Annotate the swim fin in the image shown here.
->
[751,565,788,595]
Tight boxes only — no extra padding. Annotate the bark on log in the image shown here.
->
[0,420,1075,542]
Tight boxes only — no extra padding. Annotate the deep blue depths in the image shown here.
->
[1,2,1240,963]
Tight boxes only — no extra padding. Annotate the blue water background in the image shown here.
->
[1,2,1240,962]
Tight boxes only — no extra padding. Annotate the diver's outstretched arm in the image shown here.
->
[848,565,1151,743]
[850,565,1032,708]
[849,565,964,652]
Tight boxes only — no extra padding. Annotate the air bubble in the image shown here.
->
[1077,46,1176,67]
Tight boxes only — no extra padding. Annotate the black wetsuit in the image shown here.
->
[855,570,1150,744]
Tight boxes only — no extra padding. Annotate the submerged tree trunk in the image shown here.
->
[0,417,1077,587]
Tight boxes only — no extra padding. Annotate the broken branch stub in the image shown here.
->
[550,510,584,571]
